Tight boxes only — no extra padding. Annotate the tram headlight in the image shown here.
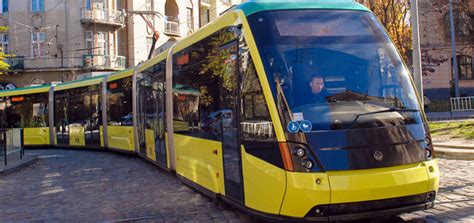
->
[425,148,432,159]
[303,160,314,169]
[424,136,432,146]
[294,147,306,157]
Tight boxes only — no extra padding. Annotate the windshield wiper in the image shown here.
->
[349,108,419,128]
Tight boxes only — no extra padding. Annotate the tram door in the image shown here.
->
[137,64,167,167]
[137,73,150,157]
[220,40,244,203]
[83,90,101,147]
[55,94,69,146]
[154,75,167,166]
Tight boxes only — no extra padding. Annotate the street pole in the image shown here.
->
[410,0,423,103]
[449,0,460,97]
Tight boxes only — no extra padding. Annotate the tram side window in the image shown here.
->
[107,77,133,126]
[4,93,49,128]
[239,40,281,167]
[68,88,84,127]
[0,100,7,128]
[240,57,276,141]
[139,62,166,133]
[173,27,240,141]
[67,85,101,128]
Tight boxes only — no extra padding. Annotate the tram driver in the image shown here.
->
[308,74,329,104]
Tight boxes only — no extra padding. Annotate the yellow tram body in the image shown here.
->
[0,85,50,146]
[0,1,439,221]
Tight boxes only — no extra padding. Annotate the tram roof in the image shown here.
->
[0,84,50,96]
[235,0,369,16]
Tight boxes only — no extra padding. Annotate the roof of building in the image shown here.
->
[235,0,369,16]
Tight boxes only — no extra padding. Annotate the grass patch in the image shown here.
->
[428,121,474,140]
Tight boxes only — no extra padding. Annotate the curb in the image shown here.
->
[428,116,474,121]
[0,155,38,175]
[434,147,474,160]
[433,143,474,150]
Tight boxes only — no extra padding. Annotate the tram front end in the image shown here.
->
[242,2,440,221]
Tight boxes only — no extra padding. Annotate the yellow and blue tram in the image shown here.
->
[0,0,439,221]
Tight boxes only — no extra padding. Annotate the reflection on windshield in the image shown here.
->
[249,10,423,131]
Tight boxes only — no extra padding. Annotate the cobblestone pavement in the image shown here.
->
[0,149,248,222]
[399,159,474,223]
[0,149,473,222]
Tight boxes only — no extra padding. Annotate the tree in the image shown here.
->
[421,49,448,77]
[0,26,9,72]
[357,0,413,66]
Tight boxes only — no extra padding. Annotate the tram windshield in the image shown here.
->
[248,10,427,170]
[248,10,423,131]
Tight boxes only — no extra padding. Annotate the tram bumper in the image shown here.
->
[279,160,439,221]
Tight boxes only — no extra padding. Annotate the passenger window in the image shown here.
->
[107,77,133,126]
[240,50,277,141]
[3,93,49,128]
[172,27,240,141]
[239,40,281,168]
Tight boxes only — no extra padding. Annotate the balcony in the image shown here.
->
[83,54,126,71]
[81,7,125,28]
[3,56,25,71]
[164,16,180,36]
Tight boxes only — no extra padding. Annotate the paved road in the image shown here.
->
[400,159,474,222]
[0,149,247,222]
[0,149,473,222]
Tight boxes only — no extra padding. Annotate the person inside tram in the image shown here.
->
[308,74,329,104]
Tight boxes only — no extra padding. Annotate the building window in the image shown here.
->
[145,0,152,11]
[92,0,104,9]
[445,10,472,37]
[0,33,8,54]
[85,31,93,54]
[2,0,8,13]
[203,9,210,24]
[97,32,108,55]
[186,7,193,31]
[31,0,44,12]
[452,55,473,80]
[31,32,45,58]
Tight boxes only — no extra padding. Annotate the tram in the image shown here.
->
[0,0,439,221]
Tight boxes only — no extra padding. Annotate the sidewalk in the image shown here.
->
[426,111,474,121]
[434,140,474,160]
[0,151,37,174]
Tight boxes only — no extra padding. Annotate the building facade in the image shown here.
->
[124,0,237,67]
[0,0,239,88]
[419,0,474,104]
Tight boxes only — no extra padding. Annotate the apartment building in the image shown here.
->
[124,0,238,67]
[0,0,239,88]
[0,0,126,88]
[419,0,474,103]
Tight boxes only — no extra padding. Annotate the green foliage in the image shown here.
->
[0,52,10,71]
[429,121,474,140]
[200,30,237,91]
[357,0,412,66]
[197,30,238,107]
